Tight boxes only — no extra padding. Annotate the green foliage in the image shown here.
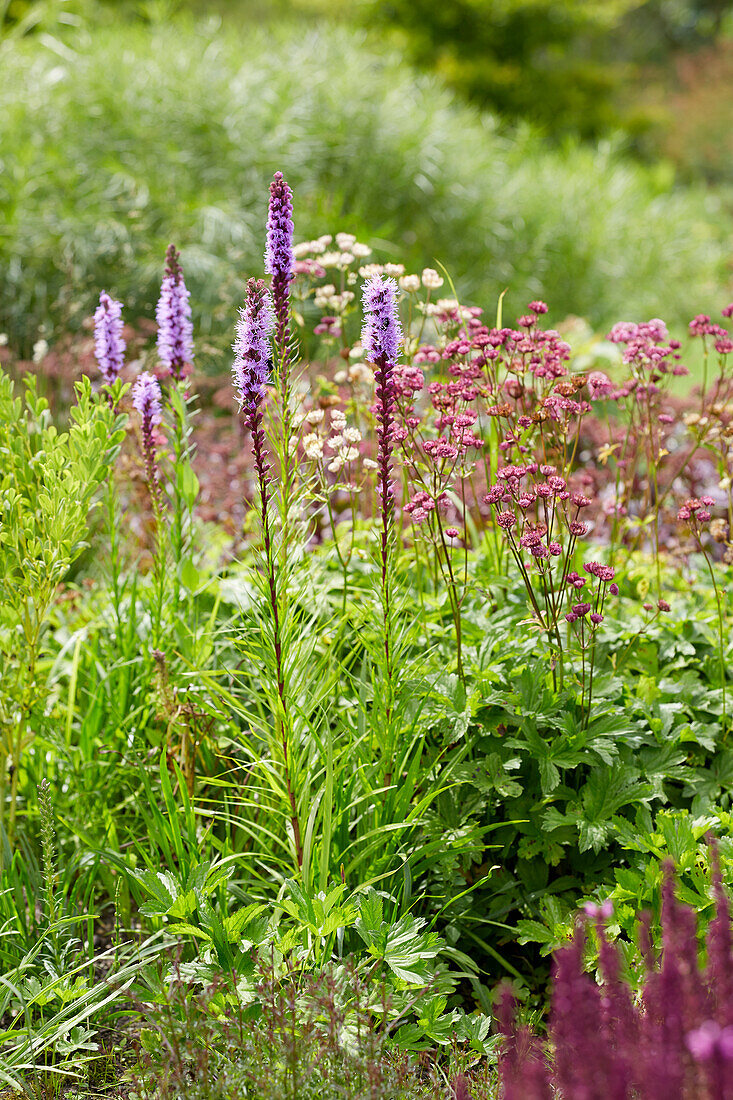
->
[0,368,125,851]
[366,0,733,138]
[0,19,730,360]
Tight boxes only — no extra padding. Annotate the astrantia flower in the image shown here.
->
[156,245,194,380]
[232,278,274,410]
[361,275,402,364]
[93,291,126,384]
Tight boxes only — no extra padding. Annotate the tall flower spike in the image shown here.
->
[232,276,303,868]
[93,291,126,384]
[132,371,164,517]
[156,244,194,381]
[232,278,274,411]
[265,171,295,396]
[362,274,401,749]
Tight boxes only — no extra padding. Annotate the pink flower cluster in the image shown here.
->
[678,495,716,524]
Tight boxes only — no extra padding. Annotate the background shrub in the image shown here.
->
[0,18,730,361]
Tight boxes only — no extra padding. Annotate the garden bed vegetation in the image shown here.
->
[1,160,733,1096]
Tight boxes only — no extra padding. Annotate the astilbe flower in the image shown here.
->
[500,854,733,1100]
[132,372,163,515]
[156,244,194,381]
[496,985,552,1100]
[93,291,126,384]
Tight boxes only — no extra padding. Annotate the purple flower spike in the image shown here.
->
[232,278,274,411]
[265,171,295,284]
[361,275,402,365]
[132,372,164,515]
[265,172,295,400]
[132,372,163,428]
[93,291,126,384]
[156,244,194,381]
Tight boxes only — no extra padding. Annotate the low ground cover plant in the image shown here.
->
[0,168,732,1096]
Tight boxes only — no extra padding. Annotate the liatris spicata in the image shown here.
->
[156,244,194,381]
[132,371,163,517]
[233,278,273,412]
[232,277,302,867]
[265,171,295,369]
[93,291,126,384]
[362,274,401,568]
[362,274,401,728]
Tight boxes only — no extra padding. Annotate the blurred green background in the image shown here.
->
[2,0,733,365]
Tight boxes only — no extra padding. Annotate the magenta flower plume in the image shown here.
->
[156,244,194,381]
[93,291,126,384]
[232,278,274,411]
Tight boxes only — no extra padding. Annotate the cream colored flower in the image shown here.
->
[349,364,373,384]
[343,426,362,443]
[303,433,323,460]
[33,339,48,363]
[306,409,325,425]
[399,274,421,293]
[358,264,385,279]
[335,232,356,250]
[351,242,372,258]
[421,268,444,289]
[328,455,344,473]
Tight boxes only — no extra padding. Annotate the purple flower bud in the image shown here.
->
[93,291,126,384]
[156,244,194,381]
[609,582,619,595]
[590,612,604,624]
[362,275,402,364]
[232,278,275,410]
[265,171,295,283]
